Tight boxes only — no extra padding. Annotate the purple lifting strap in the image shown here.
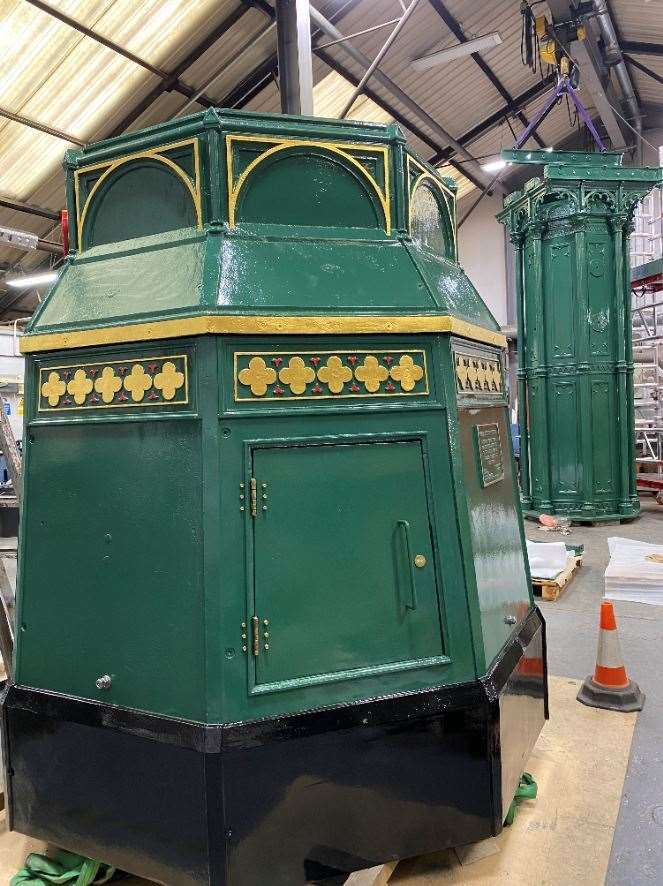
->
[513,77,607,152]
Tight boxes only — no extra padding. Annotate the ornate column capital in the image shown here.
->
[509,229,526,247]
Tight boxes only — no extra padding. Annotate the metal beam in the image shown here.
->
[308,4,502,192]
[0,106,84,146]
[314,48,486,191]
[427,75,556,166]
[236,0,488,186]
[25,0,171,78]
[0,288,37,314]
[220,58,279,109]
[592,0,642,157]
[0,197,60,222]
[624,53,663,88]
[276,0,314,114]
[24,0,223,111]
[621,40,663,58]
[339,0,422,119]
[427,0,546,149]
[545,0,626,149]
[106,3,252,137]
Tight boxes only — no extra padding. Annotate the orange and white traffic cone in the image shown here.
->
[577,600,645,712]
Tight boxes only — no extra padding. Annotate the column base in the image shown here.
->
[523,500,640,524]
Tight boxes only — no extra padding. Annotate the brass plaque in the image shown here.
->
[475,422,505,487]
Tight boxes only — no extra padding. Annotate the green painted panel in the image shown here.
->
[407,249,501,329]
[592,380,616,498]
[545,237,575,361]
[587,236,614,359]
[236,151,382,230]
[551,381,580,497]
[458,406,531,666]
[35,230,206,330]
[251,440,444,692]
[85,162,197,248]
[217,238,437,311]
[16,419,205,720]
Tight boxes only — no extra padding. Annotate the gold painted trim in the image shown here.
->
[407,155,457,257]
[226,134,391,234]
[37,355,189,412]
[233,349,429,402]
[407,154,456,201]
[21,315,507,354]
[74,137,203,252]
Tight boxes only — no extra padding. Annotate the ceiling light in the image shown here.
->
[5,271,58,289]
[481,159,507,173]
[412,32,502,71]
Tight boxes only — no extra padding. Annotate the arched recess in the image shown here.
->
[230,143,390,233]
[409,176,456,260]
[78,156,200,250]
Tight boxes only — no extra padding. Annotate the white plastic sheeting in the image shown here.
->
[526,539,568,580]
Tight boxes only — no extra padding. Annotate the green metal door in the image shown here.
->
[250,439,445,693]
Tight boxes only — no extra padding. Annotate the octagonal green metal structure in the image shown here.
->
[4,110,546,886]
[499,151,663,523]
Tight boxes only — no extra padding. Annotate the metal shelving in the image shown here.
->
[631,181,663,480]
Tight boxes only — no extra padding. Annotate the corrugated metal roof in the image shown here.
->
[0,0,659,317]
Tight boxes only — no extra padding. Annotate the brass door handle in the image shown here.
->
[397,520,418,611]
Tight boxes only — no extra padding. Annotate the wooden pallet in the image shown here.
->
[344,862,398,885]
[532,555,583,602]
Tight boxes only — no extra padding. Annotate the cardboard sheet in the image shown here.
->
[605,536,663,605]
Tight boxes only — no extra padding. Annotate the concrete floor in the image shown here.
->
[527,495,663,886]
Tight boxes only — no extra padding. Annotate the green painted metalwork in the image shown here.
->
[500,148,623,167]
[14,110,534,724]
[499,151,663,522]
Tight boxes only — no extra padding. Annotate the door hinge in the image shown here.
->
[250,477,257,517]
[251,615,260,656]
[243,616,270,656]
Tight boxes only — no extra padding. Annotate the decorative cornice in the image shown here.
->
[21,314,508,354]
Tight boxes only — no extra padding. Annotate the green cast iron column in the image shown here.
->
[611,213,632,516]
[623,212,640,510]
[511,229,531,508]
[498,151,662,523]
[573,215,595,519]
[525,220,552,512]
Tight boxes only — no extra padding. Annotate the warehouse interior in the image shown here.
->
[0,1,662,885]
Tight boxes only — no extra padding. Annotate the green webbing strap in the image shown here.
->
[11,850,116,886]
[504,772,538,826]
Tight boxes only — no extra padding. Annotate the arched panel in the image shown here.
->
[82,161,198,249]
[410,180,455,260]
[232,146,388,232]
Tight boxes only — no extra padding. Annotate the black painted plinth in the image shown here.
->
[2,610,546,886]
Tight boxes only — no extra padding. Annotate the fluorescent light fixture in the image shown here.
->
[481,158,507,173]
[5,271,58,289]
[412,32,502,71]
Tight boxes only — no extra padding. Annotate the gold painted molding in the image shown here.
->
[226,134,391,234]
[74,137,203,252]
[21,315,507,354]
